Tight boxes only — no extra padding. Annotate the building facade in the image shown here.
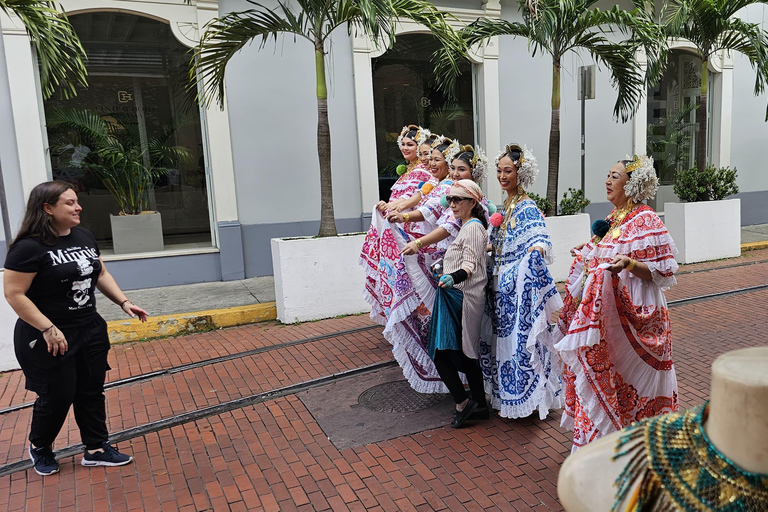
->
[0,0,766,289]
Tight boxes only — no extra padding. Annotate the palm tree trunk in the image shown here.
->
[696,59,708,171]
[315,44,337,237]
[546,58,561,216]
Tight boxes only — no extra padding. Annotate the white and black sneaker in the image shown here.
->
[29,445,59,476]
[81,443,133,467]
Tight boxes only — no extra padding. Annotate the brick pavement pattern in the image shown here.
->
[0,250,767,511]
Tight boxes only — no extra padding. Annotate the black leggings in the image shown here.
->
[14,316,111,450]
[433,349,487,407]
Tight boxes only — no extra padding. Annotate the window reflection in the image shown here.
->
[372,34,475,201]
[44,12,212,252]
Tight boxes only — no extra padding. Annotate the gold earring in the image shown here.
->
[517,184,524,195]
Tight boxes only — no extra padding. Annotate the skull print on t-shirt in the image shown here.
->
[4,227,102,327]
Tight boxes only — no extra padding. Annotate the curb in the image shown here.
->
[742,241,768,252]
[107,302,277,343]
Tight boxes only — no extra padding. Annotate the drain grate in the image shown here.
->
[357,380,448,413]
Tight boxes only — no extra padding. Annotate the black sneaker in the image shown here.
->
[29,445,59,476]
[451,399,479,428]
[469,406,491,420]
[81,443,133,467]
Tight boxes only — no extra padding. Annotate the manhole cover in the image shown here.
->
[357,380,448,413]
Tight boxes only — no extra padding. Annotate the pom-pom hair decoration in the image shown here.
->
[591,219,611,238]
[396,164,408,176]
[487,203,497,214]
[440,195,449,208]
[490,213,504,228]
[622,154,659,202]
[494,144,539,190]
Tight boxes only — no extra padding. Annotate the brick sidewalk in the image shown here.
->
[0,254,767,511]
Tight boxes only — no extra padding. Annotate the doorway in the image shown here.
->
[372,34,475,201]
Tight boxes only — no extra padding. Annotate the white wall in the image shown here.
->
[0,274,20,371]
[220,0,363,227]
[730,4,768,194]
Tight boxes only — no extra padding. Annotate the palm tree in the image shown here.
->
[0,1,87,247]
[47,108,193,215]
[188,0,462,236]
[436,0,664,215]
[663,0,768,172]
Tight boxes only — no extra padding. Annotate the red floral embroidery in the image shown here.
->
[616,377,639,415]
[585,342,613,372]
[380,230,399,259]
[635,394,678,421]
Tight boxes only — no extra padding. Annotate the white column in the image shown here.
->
[352,35,380,212]
[1,13,49,199]
[710,51,733,168]
[476,38,502,204]
[632,49,648,157]
[196,1,239,223]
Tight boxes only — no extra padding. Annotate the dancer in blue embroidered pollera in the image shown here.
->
[480,143,564,419]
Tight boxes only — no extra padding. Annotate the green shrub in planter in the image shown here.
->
[558,188,590,216]
[528,192,552,214]
[673,165,739,202]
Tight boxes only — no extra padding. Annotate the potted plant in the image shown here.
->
[47,108,192,254]
[544,188,592,282]
[664,165,740,263]
[187,0,462,323]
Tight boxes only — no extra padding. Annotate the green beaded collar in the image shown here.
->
[612,402,768,512]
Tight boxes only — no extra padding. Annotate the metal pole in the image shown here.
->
[580,66,586,213]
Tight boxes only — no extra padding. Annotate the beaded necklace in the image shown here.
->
[612,402,768,512]
[574,202,638,305]
[491,192,525,273]
[606,201,636,240]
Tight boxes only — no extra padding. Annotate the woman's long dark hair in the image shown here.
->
[471,201,489,229]
[10,181,75,248]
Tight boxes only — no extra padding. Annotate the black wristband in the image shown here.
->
[450,269,468,285]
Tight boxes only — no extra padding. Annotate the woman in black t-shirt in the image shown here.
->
[3,181,149,476]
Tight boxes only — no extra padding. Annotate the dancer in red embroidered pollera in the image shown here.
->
[554,155,680,452]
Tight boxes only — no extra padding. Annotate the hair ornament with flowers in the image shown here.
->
[397,124,427,148]
[458,144,489,183]
[494,143,539,190]
[431,136,461,162]
[622,154,659,203]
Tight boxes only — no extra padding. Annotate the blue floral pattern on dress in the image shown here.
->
[480,200,563,418]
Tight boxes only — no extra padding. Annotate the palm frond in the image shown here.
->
[0,0,87,99]
[191,6,313,107]
[433,18,531,96]
[585,39,646,122]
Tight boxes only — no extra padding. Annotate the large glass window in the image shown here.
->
[646,49,703,184]
[372,34,475,201]
[44,12,212,253]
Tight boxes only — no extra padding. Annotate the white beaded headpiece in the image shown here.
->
[623,154,659,202]
[455,145,488,183]
[397,125,427,148]
[494,143,539,190]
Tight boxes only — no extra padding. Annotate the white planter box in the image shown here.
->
[649,184,678,214]
[110,212,164,255]
[271,234,371,323]
[664,199,741,264]
[545,213,592,282]
[0,273,21,371]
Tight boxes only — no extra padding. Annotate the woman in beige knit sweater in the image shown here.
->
[427,179,489,428]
